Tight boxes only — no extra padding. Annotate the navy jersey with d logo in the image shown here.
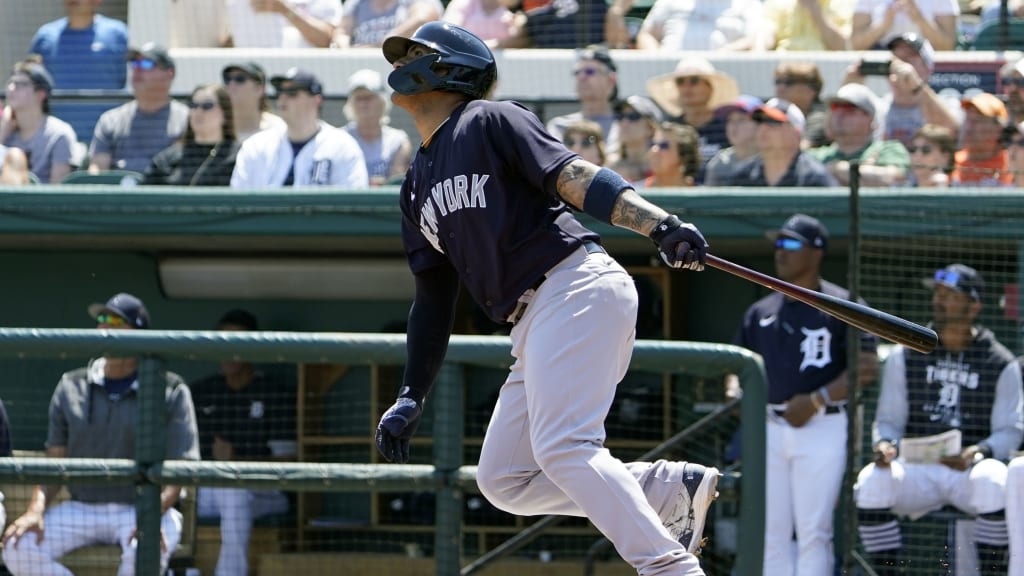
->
[733,280,878,404]
[399,100,599,322]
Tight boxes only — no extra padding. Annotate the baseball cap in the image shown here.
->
[216,308,259,331]
[576,45,616,72]
[347,69,386,94]
[715,95,764,118]
[923,263,984,301]
[270,68,323,96]
[752,98,806,133]
[88,292,150,329]
[614,95,663,123]
[962,92,1008,126]
[767,213,829,249]
[222,62,266,84]
[127,42,175,70]
[20,62,54,94]
[828,83,878,117]
[887,33,935,71]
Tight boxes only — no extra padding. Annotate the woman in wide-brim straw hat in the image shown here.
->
[646,57,740,180]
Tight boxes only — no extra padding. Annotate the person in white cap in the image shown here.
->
[734,99,836,187]
[343,69,412,185]
[808,83,910,186]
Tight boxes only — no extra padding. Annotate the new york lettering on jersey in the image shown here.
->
[418,173,490,253]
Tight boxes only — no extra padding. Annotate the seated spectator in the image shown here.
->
[0,145,30,185]
[1005,121,1024,187]
[222,63,285,142]
[342,69,412,185]
[1,61,76,183]
[855,264,1020,576]
[642,122,701,187]
[29,0,127,89]
[754,0,856,50]
[227,0,340,48]
[704,95,762,186]
[849,0,959,49]
[907,123,956,187]
[492,0,608,47]
[443,0,517,43]
[562,119,607,166]
[169,0,229,47]
[144,84,240,186]
[607,95,661,183]
[546,47,619,152]
[635,0,762,50]
[647,57,739,180]
[1000,58,1024,126]
[333,0,444,47]
[772,62,830,149]
[88,43,189,174]
[808,83,910,186]
[733,99,837,187]
[232,68,368,189]
[953,93,1012,186]
[191,309,295,576]
[1,292,199,576]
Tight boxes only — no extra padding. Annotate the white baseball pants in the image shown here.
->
[475,245,704,576]
[2,500,182,576]
[855,458,1008,518]
[197,487,289,576]
[763,408,847,576]
[1007,457,1024,576]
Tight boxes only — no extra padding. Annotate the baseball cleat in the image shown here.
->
[663,462,720,555]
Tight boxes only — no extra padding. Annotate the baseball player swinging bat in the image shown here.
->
[706,254,938,354]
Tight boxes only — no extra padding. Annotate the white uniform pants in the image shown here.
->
[475,245,703,576]
[197,487,289,576]
[2,501,182,576]
[855,458,1007,519]
[763,408,847,576]
[1007,457,1024,576]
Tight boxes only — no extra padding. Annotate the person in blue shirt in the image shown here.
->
[29,0,128,90]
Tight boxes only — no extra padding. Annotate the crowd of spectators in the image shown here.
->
[1,0,1023,187]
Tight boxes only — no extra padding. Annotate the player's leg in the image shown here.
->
[790,410,846,576]
[2,501,99,576]
[854,461,909,575]
[949,458,1009,576]
[207,487,257,576]
[116,502,182,576]
[622,459,719,554]
[1007,457,1024,576]
[477,248,702,575]
[762,417,795,576]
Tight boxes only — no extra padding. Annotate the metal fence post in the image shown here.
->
[136,356,166,575]
[434,362,465,575]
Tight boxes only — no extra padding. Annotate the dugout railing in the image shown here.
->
[0,329,766,576]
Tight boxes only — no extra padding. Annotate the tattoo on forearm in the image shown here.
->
[610,190,666,235]
[555,160,595,209]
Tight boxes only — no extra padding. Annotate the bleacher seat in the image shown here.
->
[968,19,1024,50]
[61,170,143,187]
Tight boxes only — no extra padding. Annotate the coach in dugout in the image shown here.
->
[1,293,200,576]
[725,214,878,576]
[855,264,1023,576]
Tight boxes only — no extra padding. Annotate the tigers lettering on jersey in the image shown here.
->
[419,173,490,253]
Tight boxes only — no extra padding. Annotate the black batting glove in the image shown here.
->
[375,395,423,463]
[649,215,708,271]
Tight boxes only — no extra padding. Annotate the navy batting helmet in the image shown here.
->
[382,22,497,100]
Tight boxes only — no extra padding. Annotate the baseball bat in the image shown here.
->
[706,254,938,354]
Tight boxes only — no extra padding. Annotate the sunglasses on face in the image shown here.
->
[96,313,128,327]
[1002,77,1024,88]
[616,111,645,122]
[675,76,704,87]
[907,143,934,154]
[564,135,597,148]
[131,58,158,71]
[774,77,806,87]
[188,100,217,111]
[573,67,605,78]
[755,117,784,126]
[276,86,308,97]
[1010,137,1024,147]
[775,238,804,251]
[652,140,672,150]
[223,73,252,85]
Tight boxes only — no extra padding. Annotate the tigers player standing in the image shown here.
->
[856,264,1023,576]
[372,22,721,575]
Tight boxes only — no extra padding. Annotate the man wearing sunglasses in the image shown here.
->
[730,98,836,187]
[2,293,200,576]
[546,46,620,155]
[88,43,188,174]
[999,58,1024,126]
[808,82,910,186]
[231,68,368,189]
[856,264,1021,576]
[726,214,878,576]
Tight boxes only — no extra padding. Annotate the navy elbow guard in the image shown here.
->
[583,168,632,224]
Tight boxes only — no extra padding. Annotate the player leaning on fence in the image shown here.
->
[1,293,200,576]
